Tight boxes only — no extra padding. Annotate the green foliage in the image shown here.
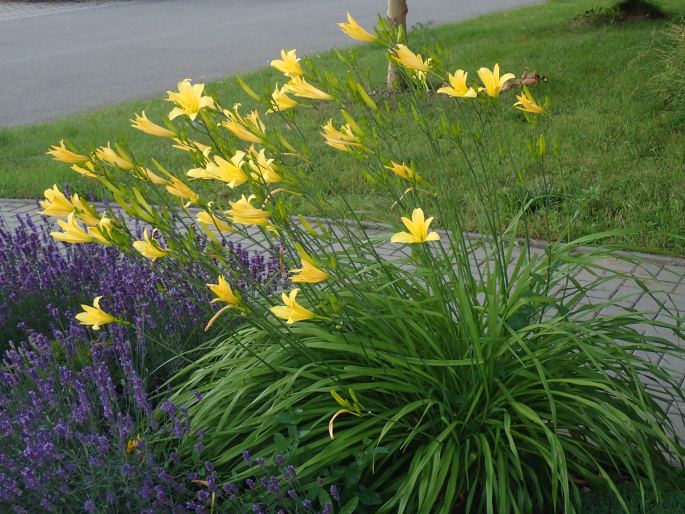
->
[653,21,685,126]
[171,236,685,514]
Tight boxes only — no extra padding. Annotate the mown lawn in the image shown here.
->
[581,474,685,513]
[1,0,684,253]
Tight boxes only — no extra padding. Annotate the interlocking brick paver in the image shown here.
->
[668,410,685,441]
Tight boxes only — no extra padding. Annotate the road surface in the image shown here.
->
[0,0,537,127]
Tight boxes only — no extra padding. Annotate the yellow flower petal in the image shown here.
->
[225,194,270,226]
[290,257,329,283]
[338,13,377,42]
[75,295,115,330]
[38,185,74,218]
[96,144,134,170]
[437,70,478,99]
[46,140,88,164]
[131,111,176,138]
[271,288,315,324]
[477,64,515,98]
[166,79,215,120]
[514,88,545,114]
[270,49,304,77]
[390,208,441,244]
[50,212,94,244]
[133,229,169,262]
[266,84,298,114]
[284,77,331,101]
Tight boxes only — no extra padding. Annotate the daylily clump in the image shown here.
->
[37,11,680,514]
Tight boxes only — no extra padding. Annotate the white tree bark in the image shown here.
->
[386,0,409,90]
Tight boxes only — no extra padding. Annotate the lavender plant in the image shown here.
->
[0,329,190,513]
[0,328,337,513]
[0,214,286,384]
[184,450,339,514]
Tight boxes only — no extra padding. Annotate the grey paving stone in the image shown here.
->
[635,262,668,276]
[667,409,685,442]
[658,348,685,378]
[634,292,685,319]
[593,257,638,275]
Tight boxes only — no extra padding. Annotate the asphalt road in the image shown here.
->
[0,0,537,128]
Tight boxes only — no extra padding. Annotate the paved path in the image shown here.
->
[2,196,685,438]
[0,0,538,128]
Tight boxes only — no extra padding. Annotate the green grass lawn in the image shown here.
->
[581,475,685,513]
[1,0,684,254]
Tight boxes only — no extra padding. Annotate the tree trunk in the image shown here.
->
[386,0,409,90]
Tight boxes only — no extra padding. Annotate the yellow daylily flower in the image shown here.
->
[391,44,431,81]
[126,435,142,456]
[186,165,214,181]
[225,194,271,226]
[205,275,241,330]
[172,139,212,157]
[290,255,329,284]
[329,409,361,439]
[338,13,377,42]
[46,140,89,164]
[248,146,281,183]
[50,212,94,244]
[71,161,98,179]
[196,209,234,234]
[477,64,515,98]
[207,275,240,305]
[270,49,304,77]
[321,119,362,152]
[87,217,114,246]
[390,208,441,244]
[211,152,249,187]
[221,104,266,144]
[131,111,176,138]
[270,288,315,324]
[167,79,215,121]
[385,161,416,180]
[328,390,363,439]
[514,88,545,114]
[165,176,199,206]
[133,229,169,262]
[96,144,135,170]
[188,151,248,188]
[437,70,477,99]
[71,194,100,226]
[285,77,331,101]
[38,185,73,217]
[138,167,169,185]
[266,84,298,114]
[75,296,115,331]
